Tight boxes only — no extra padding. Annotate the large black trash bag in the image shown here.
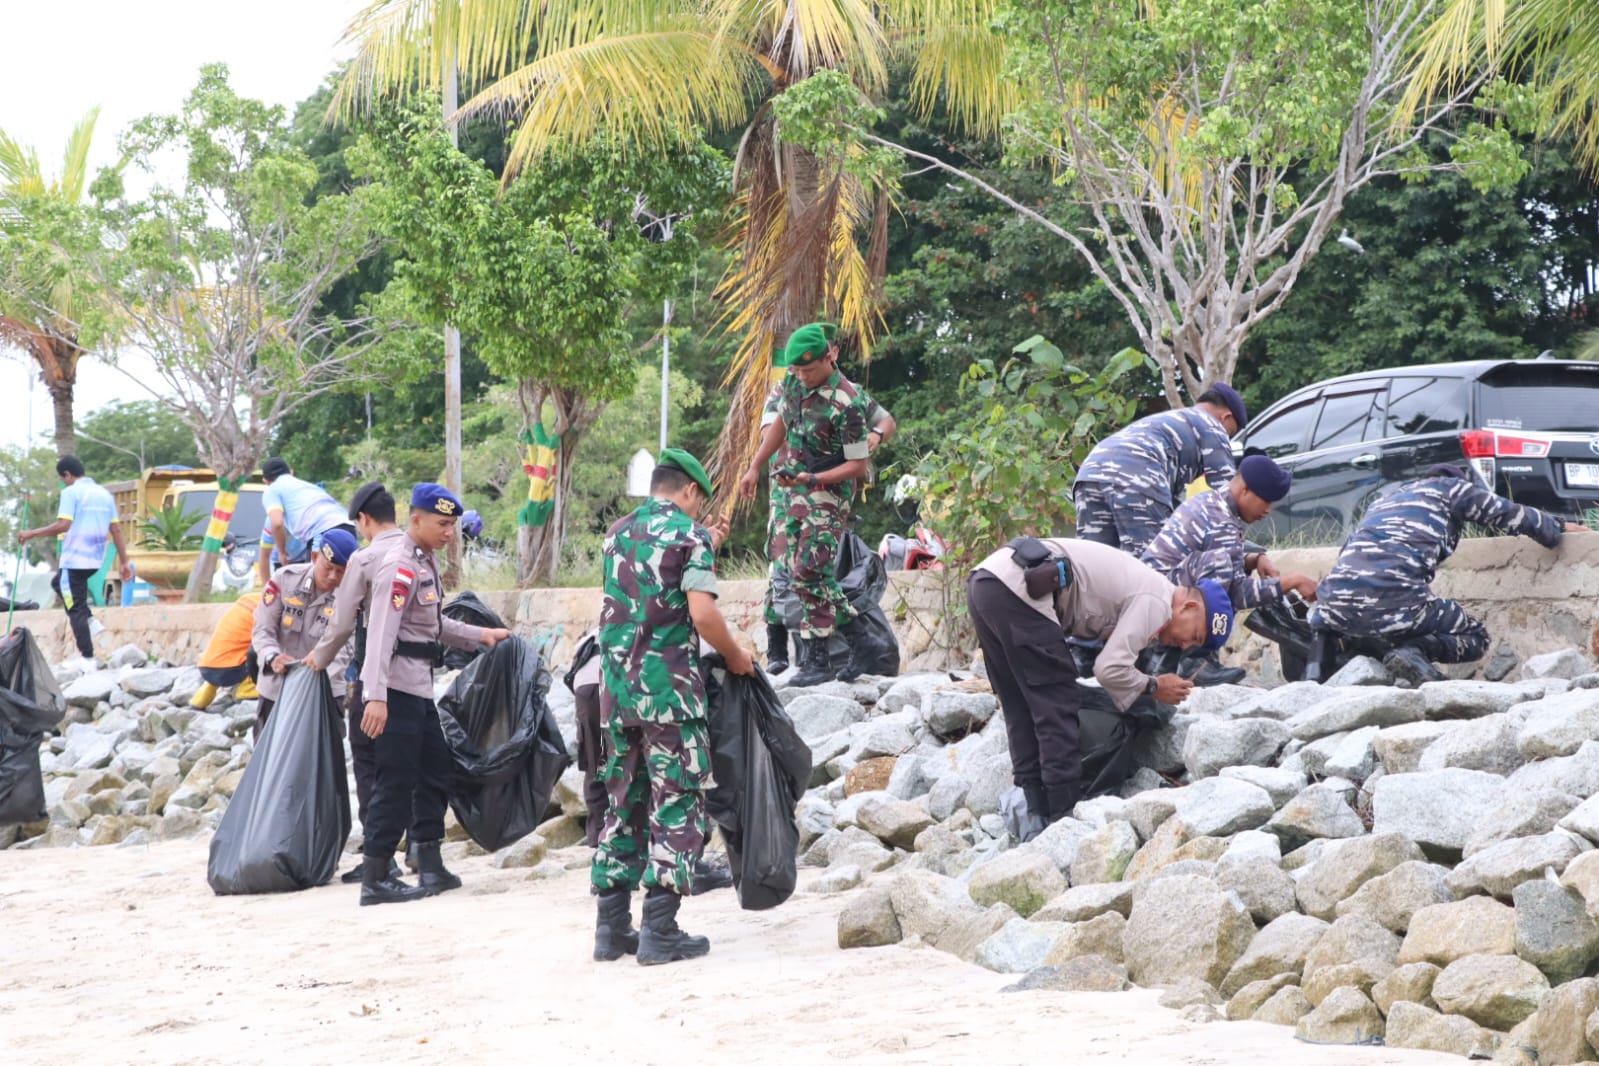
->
[207,667,351,894]
[441,591,510,671]
[771,531,900,676]
[437,636,571,852]
[0,628,66,826]
[706,668,811,910]
[1079,686,1172,799]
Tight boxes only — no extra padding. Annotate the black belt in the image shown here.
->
[395,640,445,667]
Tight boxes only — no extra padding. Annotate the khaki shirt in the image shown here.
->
[252,563,351,703]
[360,533,484,703]
[308,526,407,669]
[974,538,1173,711]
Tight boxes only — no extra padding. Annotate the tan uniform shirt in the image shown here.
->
[308,526,407,668]
[975,538,1173,711]
[360,533,484,703]
[252,563,352,703]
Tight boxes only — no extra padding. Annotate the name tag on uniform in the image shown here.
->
[285,596,305,607]
[419,577,439,605]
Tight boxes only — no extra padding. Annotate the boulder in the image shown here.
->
[807,865,864,894]
[1122,817,1193,881]
[120,668,178,698]
[1217,766,1307,807]
[1267,783,1367,851]
[1466,788,1581,857]
[1294,987,1385,1044]
[857,712,918,759]
[1226,975,1301,1021]
[1516,688,1599,759]
[1431,955,1549,1030]
[1221,829,1284,864]
[1505,739,1599,800]
[1220,913,1329,997]
[1217,854,1298,925]
[1370,768,1507,859]
[843,757,897,796]
[887,869,984,948]
[786,694,867,741]
[960,753,1013,817]
[968,850,1066,918]
[1121,790,1178,841]
[1182,718,1291,780]
[1001,956,1130,994]
[1373,721,1454,775]
[1421,680,1542,721]
[489,833,547,869]
[1559,791,1599,845]
[879,675,945,715]
[1069,820,1139,886]
[926,774,970,821]
[1335,861,1453,934]
[1384,1002,1500,1058]
[1287,687,1425,742]
[1521,649,1589,681]
[1030,881,1135,924]
[855,796,935,851]
[1531,977,1599,1066]
[938,903,1020,964]
[1323,726,1381,783]
[1325,656,1392,687]
[1372,961,1441,1015]
[1253,985,1314,1026]
[922,690,997,737]
[1399,896,1517,966]
[1296,834,1425,921]
[62,671,120,710]
[108,644,146,669]
[1446,832,1589,901]
[1041,911,1126,966]
[1133,713,1193,776]
[1512,879,1599,985]
[1121,874,1255,989]
[1169,777,1275,837]
[1026,817,1095,877]
[837,883,902,948]
[1562,849,1599,915]
[1302,914,1401,992]
[1417,713,1526,776]
[975,918,1068,974]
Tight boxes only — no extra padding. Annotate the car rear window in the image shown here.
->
[1477,363,1599,432]
[176,490,267,540]
[1384,377,1467,436]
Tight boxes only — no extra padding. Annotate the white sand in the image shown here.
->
[0,841,1463,1066]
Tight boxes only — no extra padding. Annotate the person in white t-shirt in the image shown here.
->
[256,456,354,584]
[19,457,133,659]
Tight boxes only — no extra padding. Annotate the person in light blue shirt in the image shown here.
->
[256,456,353,584]
[18,456,132,659]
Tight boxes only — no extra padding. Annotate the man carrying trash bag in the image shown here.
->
[591,448,754,966]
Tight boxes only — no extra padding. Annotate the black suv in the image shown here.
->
[1235,358,1599,543]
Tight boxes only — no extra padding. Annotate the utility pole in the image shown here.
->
[442,53,464,587]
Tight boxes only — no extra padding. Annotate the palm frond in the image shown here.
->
[58,108,100,204]
[709,0,887,89]
[880,0,1013,135]
[0,127,43,195]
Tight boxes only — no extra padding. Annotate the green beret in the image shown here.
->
[659,447,714,500]
[775,323,838,369]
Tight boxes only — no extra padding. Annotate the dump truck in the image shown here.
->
[97,467,268,601]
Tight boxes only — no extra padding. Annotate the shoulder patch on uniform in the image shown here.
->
[391,566,414,611]
[262,580,278,606]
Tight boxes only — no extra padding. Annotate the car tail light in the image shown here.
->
[1459,430,1496,486]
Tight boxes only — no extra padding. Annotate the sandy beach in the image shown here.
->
[0,840,1468,1066]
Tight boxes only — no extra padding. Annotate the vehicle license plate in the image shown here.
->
[1566,463,1599,488]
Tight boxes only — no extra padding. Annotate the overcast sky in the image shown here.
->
[0,0,367,454]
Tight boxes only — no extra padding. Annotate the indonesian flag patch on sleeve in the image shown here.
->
[391,567,414,611]
[262,579,278,607]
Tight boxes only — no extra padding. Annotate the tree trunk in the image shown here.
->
[514,381,604,587]
[182,449,258,604]
[49,378,76,458]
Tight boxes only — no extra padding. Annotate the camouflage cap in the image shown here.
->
[659,447,714,499]
[775,323,838,368]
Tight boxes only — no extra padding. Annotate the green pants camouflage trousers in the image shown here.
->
[765,485,791,627]
[781,490,854,639]
[590,718,710,895]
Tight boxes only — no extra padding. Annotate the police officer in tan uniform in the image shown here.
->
[251,529,358,738]
[356,483,510,906]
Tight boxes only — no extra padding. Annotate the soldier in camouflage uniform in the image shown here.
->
[1073,384,1247,558]
[738,323,872,687]
[592,447,754,966]
[1316,464,1586,684]
[758,370,895,674]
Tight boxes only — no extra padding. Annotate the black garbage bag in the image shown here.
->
[207,667,350,893]
[0,628,66,826]
[438,636,571,852]
[1078,686,1173,799]
[706,668,811,910]
[771,531,900,676]
[441,591,509,670]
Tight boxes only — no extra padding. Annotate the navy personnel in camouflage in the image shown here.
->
[1073,384,1247,558]
[1143,455,1320,684]
[592,447,754,966]
[356,483,510,906]
[1316,464,1587,684]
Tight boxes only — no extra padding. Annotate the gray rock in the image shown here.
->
[1252,681,1341,720]
[1505,739,1599,799]
[490,833,548,869]
[1288,687,1426,742]
[1253,985,1314,1026]
[926,774,970,821]
[1181,718,1291,780]
[922,690,997,737]
[878,674,945,715]
[1218,766,1307,807]
[1564,849,1599,911]
[1417,712,1526,776]
[1421,679,1541,720]
[887,869,984,948]
[1119,768,1166,797]
[1482,644,1519,682]
[795,795,835,850]
[1069,820,1139,886]
[807,864,865,894]
[837,883,902,948]
[120,668,178,698]
[1465,788,1581,857]
[856,712,918,759]
[1028,817,1096,877]
[1516,688,1599,759]
[1373,721,1455,775]
[108,644,147,669]
[1220,913,1329,997]
[1267,783,1367,851]
[1323,726,1381,782]
[1531,977,1599,1065]
[1521,648,1589,681]
[1121,874,1255,988]
[1384,1002,1500,1058]
[1296,834,1426,921]
[1069,794,1127,828]
[1430,955,1548,1030]
[1041,911,1126,966]
[968,850,1066,918]
[1226,975,1301,1021]
[885,752,942,801]
[1372,961,1441,1015]
[1325,656,1392,687]
[1177,683,1268,719]
[1169,777,1275,837]
[1218,854,1298,924]
[1371,768,1507,859]
[1558,791,1599,845]
[960,753,1013,817]
[1030,881,1135,924]
[975,917,1068,973]
[1335,861,1453,934]
[1133,712,1194,775]
[58,724,118,771]
[786,694,867,741]
[937,902,1020,963]
[1001,956,1130,993]
[1121,789,1178,841]
[1294,987,1385,1044]
[1446,832,1589,900]
[1399,896,1518,966]
[1512,879,1599,984]
[1302,914,1401,992]
[1220,829,1283,864]
[855,796,935,851]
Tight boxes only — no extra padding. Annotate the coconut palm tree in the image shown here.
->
[334,0,1009,488]
[0,109,108,458]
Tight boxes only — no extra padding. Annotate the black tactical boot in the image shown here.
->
[342,857,401,884]
[1383,645,1445,687]
[1179,651,1247,687]
[788,637,836,688]
[833,616,870,683]
[637,888,710,965]
[594,888,640,962]
[359,854,426,906]
[1044,783,1082,826]
[765,621,791,674]
[691,857,733,894]
[414,840,462,895]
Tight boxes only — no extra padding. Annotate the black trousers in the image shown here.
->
[967,572,1083,795]
[253,697,276,740]
[363,689,450,858]
[345,683,378,832]
[51,568,96,658]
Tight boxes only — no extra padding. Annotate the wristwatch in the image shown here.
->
[1143,675,1158,696]
[806,472,820,489]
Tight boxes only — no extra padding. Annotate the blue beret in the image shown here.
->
[1204,382,1248,430]
[315,528,358,566]
[462,509,482,537]
[1196,578,1235,651]
[1239,454,1292,503]
[411,482,463,517]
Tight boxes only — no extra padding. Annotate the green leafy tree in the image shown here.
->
[0,445,64,568]
[73,400,200,482]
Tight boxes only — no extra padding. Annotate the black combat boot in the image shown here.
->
[765,621,791,674]
[788,637,836,688]
[342,857,401,884]
[414,840,462,895]
[1178,650,1247,687]
[359,853,426,906]
[691,857,733,894]
[833,616,870,683]
[1044,783,1082,826]
[594,888,640,962]
[1382,645,1445,687]
[637,888,710,965]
